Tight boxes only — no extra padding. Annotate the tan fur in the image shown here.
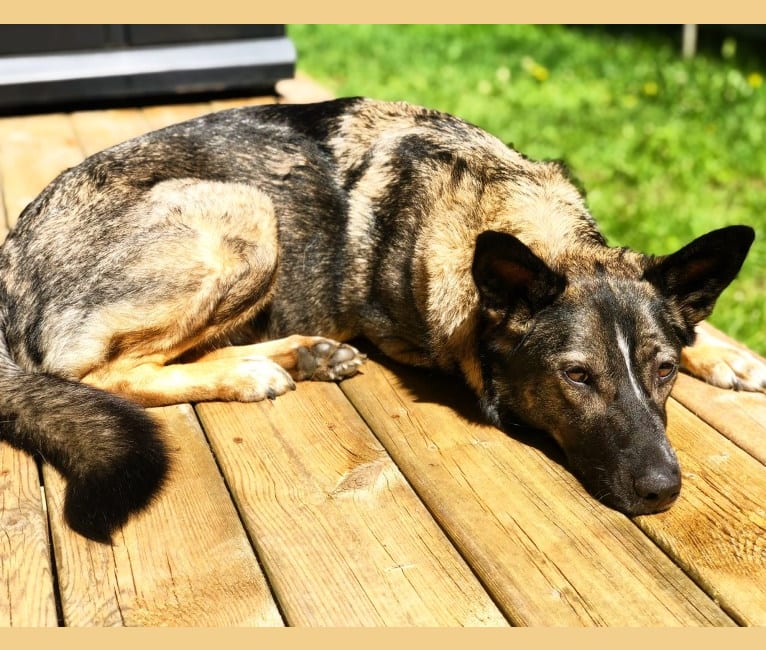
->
[81,351,294,406]
[681,327,766,391]
[82,334,364,405]
[47,180,278,380]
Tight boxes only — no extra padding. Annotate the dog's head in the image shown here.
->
[472,225,754,515]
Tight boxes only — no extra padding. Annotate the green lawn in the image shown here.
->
[289,25,766,355]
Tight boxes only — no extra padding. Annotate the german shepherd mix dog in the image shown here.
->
[0,98,762,542]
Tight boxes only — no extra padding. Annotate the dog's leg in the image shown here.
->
[192,335,366,381]
[68,177,368,406]
[681,325,766,392]
[81,336,366,407]
[56,179,289,405]
[82,355,298,406]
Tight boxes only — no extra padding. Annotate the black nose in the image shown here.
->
[634,468,681,512]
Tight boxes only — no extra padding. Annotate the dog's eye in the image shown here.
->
[564,367,590,385]
[657,361,677,381]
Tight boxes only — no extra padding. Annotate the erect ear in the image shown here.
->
[642,225,754,328]
[472,230,566,314]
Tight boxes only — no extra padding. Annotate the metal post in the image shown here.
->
[682,24,698,59]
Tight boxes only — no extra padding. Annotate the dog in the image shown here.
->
[0,97,762,542]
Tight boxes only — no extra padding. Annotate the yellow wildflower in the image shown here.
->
[531,63,550,82]
[521,56,549,82]
[642,81,659,96]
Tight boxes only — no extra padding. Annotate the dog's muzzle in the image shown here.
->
[631,463,681,513]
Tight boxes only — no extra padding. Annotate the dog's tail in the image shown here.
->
[0,317,169,543]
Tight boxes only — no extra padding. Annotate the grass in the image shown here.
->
[289,25,766,355]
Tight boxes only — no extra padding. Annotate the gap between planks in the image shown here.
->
[0,100,285,627]
[340,356,743,626]
[195,383,507,626]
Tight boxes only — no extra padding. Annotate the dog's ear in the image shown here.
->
[472,230,566,314]
[643,225,754,329]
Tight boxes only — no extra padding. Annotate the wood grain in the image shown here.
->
[0,111,79,627]
[195,382,508,626]
[46,405,283,626]
[70,108,152,154]
[340,357,734,626]
[0,445,58,626]
[672,374,766,465]
[3,91,764,627]
[634,398,766,625]
[672,324,766,466]
[2,105,283,626]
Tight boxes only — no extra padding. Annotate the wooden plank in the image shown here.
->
[2,106,282,626]
[45,405,283,627]
[70,108,152,154]
[0,444,58,627]
[141,102,217,130]
[672,374,766,465]
[143,96,279,132]
[195,382,508,627]
[275,74,335,104]
[0,114,83,228]
[634,398,766,625]
[0,111,72,627]
[672,324,766,465]
[340,357,734,626]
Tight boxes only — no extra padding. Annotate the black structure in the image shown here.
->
[0,25,295,111]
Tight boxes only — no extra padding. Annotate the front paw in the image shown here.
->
[232,356,297,401]
[681,342,766,392]
[294,339,367,381]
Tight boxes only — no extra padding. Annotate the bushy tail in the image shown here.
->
[0,326,168,543]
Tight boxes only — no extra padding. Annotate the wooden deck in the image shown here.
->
[1,82,765,627]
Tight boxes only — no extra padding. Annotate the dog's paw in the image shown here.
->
[230,356,297,401]
[681,342,766,393]
[294,339,367,381]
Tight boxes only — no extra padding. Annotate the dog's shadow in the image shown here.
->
[352,341,568,471]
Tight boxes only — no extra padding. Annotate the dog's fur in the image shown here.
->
[0,98,761,541]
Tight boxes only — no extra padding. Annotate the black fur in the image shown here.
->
[0,321,168,542]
